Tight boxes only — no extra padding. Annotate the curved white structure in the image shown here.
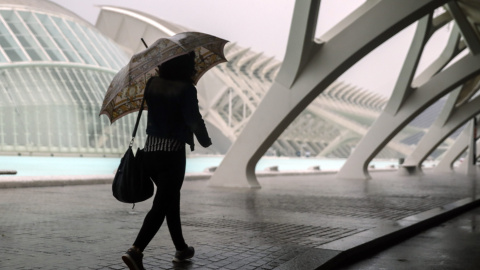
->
[95,5,440,159]
[208,0,480,187]
[0,0,134,156]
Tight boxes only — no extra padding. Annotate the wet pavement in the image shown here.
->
[337,205,480,270]
[0,170,479,270]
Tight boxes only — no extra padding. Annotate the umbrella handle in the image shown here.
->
[141,38,148,48]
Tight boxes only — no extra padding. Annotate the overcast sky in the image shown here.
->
[49,0,450,97]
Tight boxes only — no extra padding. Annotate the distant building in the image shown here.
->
[0,0,136,156]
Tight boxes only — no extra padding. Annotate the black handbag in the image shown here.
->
[112,94,153,206]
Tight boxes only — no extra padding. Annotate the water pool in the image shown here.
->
[0,155,422,177]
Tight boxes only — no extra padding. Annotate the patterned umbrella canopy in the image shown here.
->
[99,32,228,123]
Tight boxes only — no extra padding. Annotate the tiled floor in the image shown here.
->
[1,170,477,269]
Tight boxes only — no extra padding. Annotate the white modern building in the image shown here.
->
[96,5,449,159]
[0,0,143,156]
[0,0,471,171]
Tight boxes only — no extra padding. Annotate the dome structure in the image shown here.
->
[0,0,135,156]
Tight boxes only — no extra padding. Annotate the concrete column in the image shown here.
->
[337,14,434,179]
[457,118,479,175]
[336,53,480,179]
[434,121,480,173]
[467,118,477,176]
[401,87,462,172]
[402,94,480,172]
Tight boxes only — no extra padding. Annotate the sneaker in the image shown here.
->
[122,248,145,270]
[173,246,195,262]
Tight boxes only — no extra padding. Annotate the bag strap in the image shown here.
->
[129,96,146,147]
[129,78,152,147]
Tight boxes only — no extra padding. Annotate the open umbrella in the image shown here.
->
[99,32,228,123]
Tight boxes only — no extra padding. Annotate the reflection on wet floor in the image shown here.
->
[339,206,480,270]
[458,211,480,233]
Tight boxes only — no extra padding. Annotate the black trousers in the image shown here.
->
[133,150,188,252]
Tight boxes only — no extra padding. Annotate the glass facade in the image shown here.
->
[0,7,145,156]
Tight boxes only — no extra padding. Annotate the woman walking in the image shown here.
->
[122,51,212,270]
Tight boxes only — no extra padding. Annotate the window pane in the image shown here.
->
[76,69,96,103]
[85,27,127,69]
[52,17,95,65]
[0,50,7,62]
[25,48,42,61]
[36,13,81,63]
[4,49,23,61]
[45,67,70,102]
[0,21,28,61]
[19,11,67,62]
[67,21,108,67]
[2,11,48,61]
[9,69,32,105]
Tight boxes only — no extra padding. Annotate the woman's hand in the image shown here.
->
[200,138,212,148]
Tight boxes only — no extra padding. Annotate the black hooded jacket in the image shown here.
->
[144,77,211,151]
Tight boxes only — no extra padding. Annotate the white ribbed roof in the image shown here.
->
[0,1,128,69]
[0,0,91,25]
[97,5,189,36]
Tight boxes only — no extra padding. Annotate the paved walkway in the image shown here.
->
[337,205,480,270]
[1,170,479,270]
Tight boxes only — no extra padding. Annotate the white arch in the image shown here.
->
[210,0,451,187]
